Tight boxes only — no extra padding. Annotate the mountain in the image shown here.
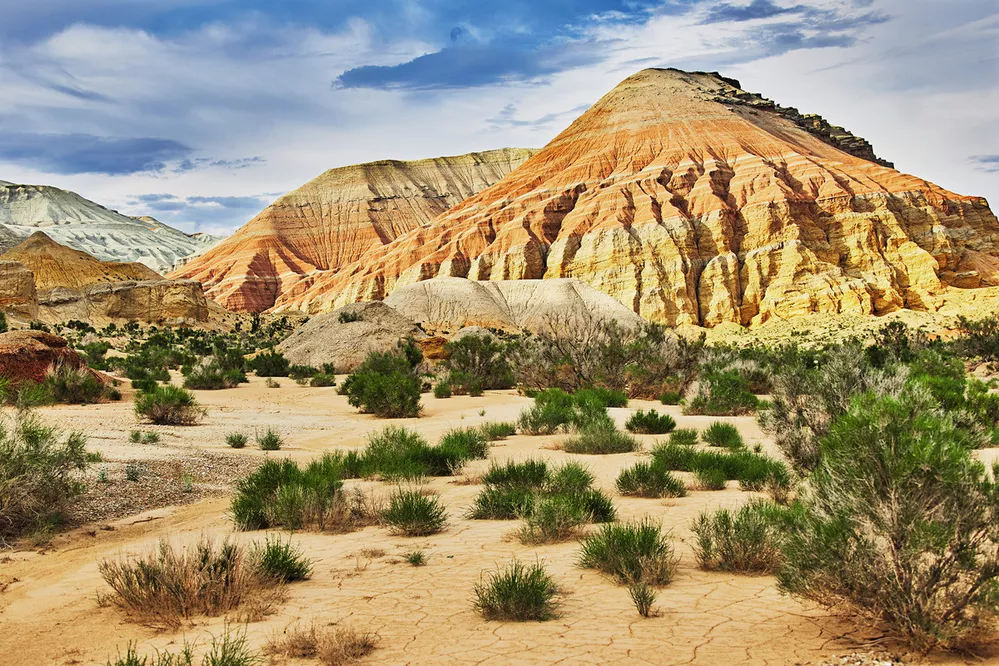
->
[169,148,536,311]
[0,181,221,273]
[1,231,160,290]
[274,69,999,327]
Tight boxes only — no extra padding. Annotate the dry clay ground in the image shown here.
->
[1,376,995,665]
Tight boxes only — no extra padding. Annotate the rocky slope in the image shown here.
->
[277,69,999,327]
[0,181,220,272]
[170,148,535,312]
[1,231,160,290]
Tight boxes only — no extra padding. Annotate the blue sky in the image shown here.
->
[0,0,996,235]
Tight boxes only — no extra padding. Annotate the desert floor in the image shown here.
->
[1,376,995,665]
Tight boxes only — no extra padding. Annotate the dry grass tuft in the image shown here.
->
[265,620,376,665]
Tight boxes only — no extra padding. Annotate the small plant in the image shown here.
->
[107,627,263,666]
[257,428,283,451]
[97,466,110,484]
[142,431,161,445]
[518,494,589,544]
[437,427,489,462]
[264,620,375,665]
[578,520,678,586]
[181,474,194,493]
[659,391,682,405]
[265,377,281,389]
[628,581,659,618]
[405,550,427,566]
[694,467,727,490]
[691,500,787,573]
[252,535,313,582]
[135,385,205,426]
[309,373,337,388]
[473,559,562,621]
[43,364,110,404]
[433,382,452,399]
[702,422,744,449]
[625,410,676,435]
[684,370,759,416]
[561,421,640,455]
[479,421,517,441]
[86,451,103,463]
[668,428,698,446]
[125,464,143,482]
[129,430,142,443]
[616,461,687,498]
[227,432,248,449]
[381,488,448,536]
[338,310,362,324]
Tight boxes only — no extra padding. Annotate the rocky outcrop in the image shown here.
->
[2,232,160,290]
[0,261,38,320]
[277,301,426,372]
[37,279,212,326]
[0,330,89,384]
[0,181,215,272]
[383,277,644,333]
[170,148,535,312]
[275,68,999,328]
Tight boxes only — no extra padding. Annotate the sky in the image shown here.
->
[0,0,996,236]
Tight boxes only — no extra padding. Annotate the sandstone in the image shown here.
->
[276,69,999,328]
[37,279,213,327]
[0,330,89,384]
[276,301,426,372]
[0,261,38,320]
[383,277,645,334]
[171,148,536,312]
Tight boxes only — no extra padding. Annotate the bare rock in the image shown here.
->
[0,261,38,319]
[0,330,89,384]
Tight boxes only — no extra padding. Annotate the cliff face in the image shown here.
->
[170,148,536,312]
[2,232,161,290]
[275,69,999,327]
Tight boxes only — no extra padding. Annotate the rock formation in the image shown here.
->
[2,232,160,290]
[383,277,644,333]
[170,148,535,312]
[0,181,220,272]
[0,330,91,384]
[277,301,426,372]
[275,68,999,328]
[0,261,38,320]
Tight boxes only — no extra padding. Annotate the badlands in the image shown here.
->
[2,67,999,666]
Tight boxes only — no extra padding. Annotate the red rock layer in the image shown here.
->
[170,148,535,312]
[275,69,999,327]
[0,330,92,385]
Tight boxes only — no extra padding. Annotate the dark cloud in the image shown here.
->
[174,156,265,173]
[0,132,191,175]
[971,155,999,173]
[702,0,805,24]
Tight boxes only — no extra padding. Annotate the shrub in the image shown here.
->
[518,494,590,544]
[561,421,640,455]
[135,385,205,425]
[479,421,516,441]
[183,363,243,390]
[578,520,678,585]
[473,560,562,621]
[356,425,473,479]
[702,422,744,449]
[467,485,537,520]
[516,388,612,435]
[338,310,362,324]
[252,535,313,582]
[481,459,549,488]
[309,373,337,388]
[43,364,109,404]
[288,364,318,381]
[616,461,687,498]
[625,409,676,434]
[652,443,789,491]
[0,413,87,542]
[381,488,448,536]
[437,427,489,461]
[443,334,514,391]
[692,500,787,573]
[265,377,281,389]
[573,386,629,409]
[98,538,281,626]
[777,389,999,651]
[142,431,160,445]
[129,430,142,443]
[659,390,682,405]
[685,370,759,416]
[249,351,290,377]
[107,627,262,666]
[405,551,427,566]
[125,464,143,482]
[264,620,375,665]
[257,429,282,451]
[343,349,422,418]
[227,432,248,449]
[694,467,727,491]
[629,582,658,618]
[668,428,698,446]
[433,382,452,399]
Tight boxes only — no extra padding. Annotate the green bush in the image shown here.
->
[134,385,205,425]
[702,422,744,449]
[517,388,614,435]
[692,500,788,573]
[256,429,282,451]
[226,432,248,449]
[437,427,489,461]
[625,409,676,434]
[694,467,727,490]
[288,364,318,381]
[105,626,261,666]
[573,387,629,409]
[340,425,480,480]
[685,370,759,416]
[561,421,640,454]
[481,459,550,488]
[659,390,682,405]
[578,520,678,585]
[668,428,698,446]
[518,494,589,544]
[252,535,313,582]
[43,364,110,404]
[616,461,687,498]
[479,421,517,441]
[777,389,999,651]
[343,348,422,418]
[0,413,87,542]
[433,382,452,399]
[248,351,290,377]
[183,363,244,390]
[443,334,514,391]
[473,560,562,621]
[309,372,336,388]
[381,488,448,536]
[652,443,788,491]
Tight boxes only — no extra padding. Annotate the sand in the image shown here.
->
[0,377,989,665]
